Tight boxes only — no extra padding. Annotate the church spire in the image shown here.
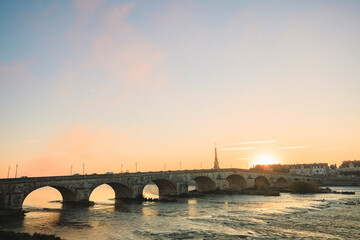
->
[213,143,220,169]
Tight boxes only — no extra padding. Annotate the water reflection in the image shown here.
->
[113,204,131,213]
[141,202,159,217]
[187,199,197,217]
[56,206,92,229]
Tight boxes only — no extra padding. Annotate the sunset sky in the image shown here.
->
[1,0,359,177]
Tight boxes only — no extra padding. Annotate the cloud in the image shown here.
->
[55,1,166,106]
[0,60,38,108]
[21,124,126,177]
[0,61,34,90]
[27,139,41,143]
[277,146,308,150]
[220,147,255,151]
[320,147,345,151]
[69,0,108,43]
[227,140,276,145]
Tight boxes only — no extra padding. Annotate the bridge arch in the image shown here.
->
[193,176,216,192]
[90,183,132,201]
[226,175,247,191]
[152,179,177,196]
[254,176,270,188]
[142,179,177,198]
[275,177,288,188]
[22,185,76,208]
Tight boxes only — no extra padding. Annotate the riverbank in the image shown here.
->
[0,210,25,222]
[0,230,62,240]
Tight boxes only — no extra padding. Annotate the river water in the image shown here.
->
[1,185,359,239]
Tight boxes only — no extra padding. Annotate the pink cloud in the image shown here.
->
[105,3,135,28]
[68,0,106,43]
[21,124,127,177]
[22,156,67,177]
[0,61,33,81]
[0,61,35,96]
[56,2,166,105]
[75,0,105,12]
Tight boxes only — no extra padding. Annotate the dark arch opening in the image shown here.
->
[226,175,247,191]
[22,186,76,208]
[153,179,177,196]
[194,176,216,192]
[254,176,270,189]
[90,183,132,203]
[53,186,77,202]
[108,183,132,199]
[275,177,288,188]
[142,179,177,199]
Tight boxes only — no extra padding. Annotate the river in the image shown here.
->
[1,185,359,239]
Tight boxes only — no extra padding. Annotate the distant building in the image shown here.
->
[286,163,334,177]
[338,160,360,176]
[250,163,336,176]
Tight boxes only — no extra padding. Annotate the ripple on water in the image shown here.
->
[133,229,252,240]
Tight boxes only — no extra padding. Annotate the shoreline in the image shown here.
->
[0,230,62,240]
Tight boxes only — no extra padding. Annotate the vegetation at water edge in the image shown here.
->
[289,180,320,193]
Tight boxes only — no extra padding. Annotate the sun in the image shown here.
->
[253,153,279,166]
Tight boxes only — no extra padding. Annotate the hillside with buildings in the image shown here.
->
[250,160,360,177]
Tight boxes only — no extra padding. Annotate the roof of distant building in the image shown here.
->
[340,160,360,168]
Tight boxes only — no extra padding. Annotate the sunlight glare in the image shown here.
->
[253,153,279,165]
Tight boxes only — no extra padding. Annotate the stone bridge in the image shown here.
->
[0,168,323,210]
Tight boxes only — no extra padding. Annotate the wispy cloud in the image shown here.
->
[227,140,276,145]
[277,146,308,150]
[22,124,126,176]
[27,139,41,143]
[220,147,255,151]
[320,147,344,151]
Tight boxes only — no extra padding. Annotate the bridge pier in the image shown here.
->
[130,185,143,199]
[247,178,256,188]
[73,187,91,202]
[215,179,227,191]
[65,187,93,206]
[176,182,188,195]
[1,193,24,210]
